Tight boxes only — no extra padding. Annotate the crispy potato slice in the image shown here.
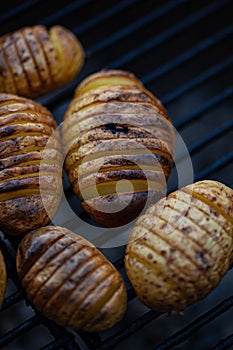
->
[125,180,233,312]
[17,226,127,332]
[0,25,84,98]
[63,69,175,227]
[0,93,62,235]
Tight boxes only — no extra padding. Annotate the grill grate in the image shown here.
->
[0,0,233,349]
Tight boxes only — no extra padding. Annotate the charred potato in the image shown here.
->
[0,93,62,235]
[0,25,84,98]
[62,69,175,227]
[16,226,127,332]
[125,180,233,312]
[0,250,7,309]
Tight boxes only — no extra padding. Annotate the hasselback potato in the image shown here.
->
[0,25,84,98]
[62,69,175,227]
[125,180,233,312]
[0,93,62,235]
[16,226,127,332]
[0,249,6,309]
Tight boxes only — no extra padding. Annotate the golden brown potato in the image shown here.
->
[16,226,127,332]
[125,180,233,312]
[0,25,84,98]
[62,69,175,227]
[0,93,62,235]
[0,250,7,309]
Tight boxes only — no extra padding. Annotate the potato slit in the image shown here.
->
[138,218,213,289]
[24,236,79,289]
[0,99,27,107]
[158,204,224,280]
[1,159,61,171]
[0,170,61,183]
[165,200,228,257]
[183,188,233,224]
[19,233,65,278]
[1,144,60,158]
[126,251,183,292]
[68,267,117,328]
[128,226,210,293]
[174,193,233,245]
[158,206,220,262]
[0,189,60,201]
[66,138,171,161]
[13,33,32,94]
[1,45,18,94]
[67,151,166,172]
[0,109,53,119]
[21,29,44,89]
[133,236,200,286]
[76,180,162,201]
[31,241,79,304]
[57,262,107,322]
[66,149,172,171]
[42,252,102,317]
[130,241,191,304]
[65,97,169,123]
[0,131,52,143]
[33,27,54,85]
[79,278,122,329]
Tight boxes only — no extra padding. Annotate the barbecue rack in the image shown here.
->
[0,0,233,349]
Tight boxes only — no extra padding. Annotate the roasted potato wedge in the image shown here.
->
[0,25,84,98]
[0,93,62,235]
[0,249,6,309]
[16,226,127,332]
[62,69,175,227]
[125,180,233,312]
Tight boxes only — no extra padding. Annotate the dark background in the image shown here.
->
[0,0,232,349]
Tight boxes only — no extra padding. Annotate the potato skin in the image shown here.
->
[0,25,84,98]
[0,250,7,309]
[0,93,62,235]
[125,180,233,312]
[63,69,175,227]
[16,226,127,332]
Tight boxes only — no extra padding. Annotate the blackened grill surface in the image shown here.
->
[0,1,233,349]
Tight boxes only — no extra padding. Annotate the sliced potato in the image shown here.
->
[0,25,84,98]
[125,180,233,312]
[62,70,174,227]
[0,93,62,235]
[16,226,127,332]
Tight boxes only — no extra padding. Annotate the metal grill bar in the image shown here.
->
[72,0,139,35]
[152,295,233,350]
[161,55,233,105]
[195,151,233,182]
[39,0,91,26]
[174,86,233,130]
[108,0,229,68]
[0,315,42,348]
[0,0,40,23]
[176,120,233,161]
[40,336,81,350]
[2,290,25,311]
[143,25,233,86]
[41,337,73,350]
[211,333,233,350]
[98,310,162,350]
[87,0,188,55]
